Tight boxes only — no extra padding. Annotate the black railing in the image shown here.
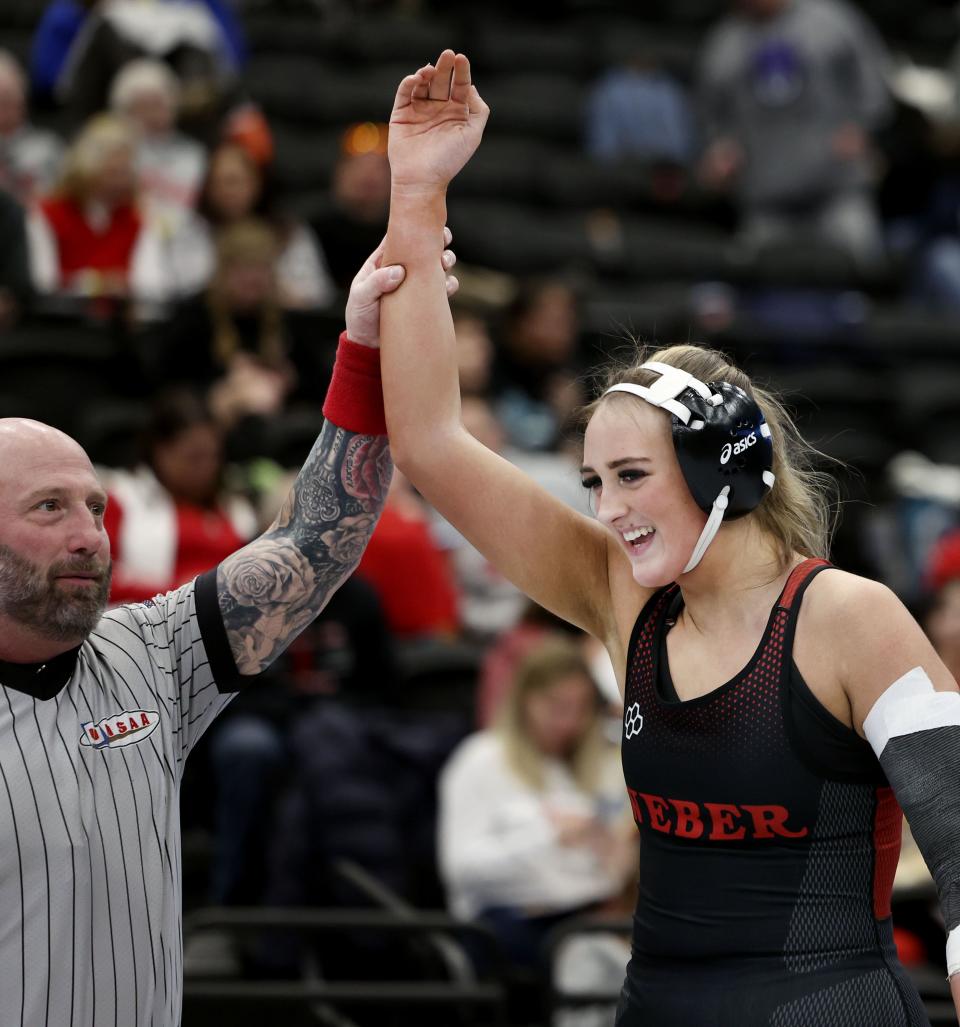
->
[182,904,507,1025]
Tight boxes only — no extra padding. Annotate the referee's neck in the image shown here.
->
[0,619,88,665]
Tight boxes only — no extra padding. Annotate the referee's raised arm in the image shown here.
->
[214,232,459,676]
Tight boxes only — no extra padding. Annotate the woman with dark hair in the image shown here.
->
[100,387,256,604]
[162,140,333,307]
[491,276,584,452]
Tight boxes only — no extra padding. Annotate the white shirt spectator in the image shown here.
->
[137,135,206,219]
[109,58,207,222]
[438,732,627,920]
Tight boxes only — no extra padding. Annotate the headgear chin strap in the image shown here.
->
[603,361,775,573]
[682,486,729,573]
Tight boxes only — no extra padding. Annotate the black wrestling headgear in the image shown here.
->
[603,361,774,571]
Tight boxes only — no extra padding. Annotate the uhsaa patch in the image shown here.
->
[80,710,160,750]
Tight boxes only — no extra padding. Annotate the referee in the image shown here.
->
[0,239,453,1025]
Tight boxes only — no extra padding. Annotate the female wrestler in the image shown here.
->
[378,51,960,1026]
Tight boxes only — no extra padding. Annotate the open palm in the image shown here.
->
[388,50,490,193]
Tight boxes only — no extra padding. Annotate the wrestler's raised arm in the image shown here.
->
[380,51,648,651]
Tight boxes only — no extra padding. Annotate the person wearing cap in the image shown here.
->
[374,51,960,1025]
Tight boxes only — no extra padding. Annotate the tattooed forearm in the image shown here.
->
[217,419,392,674]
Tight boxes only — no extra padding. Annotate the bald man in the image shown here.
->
[0,236,457,1026]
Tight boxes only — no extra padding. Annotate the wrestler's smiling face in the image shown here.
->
[581,397,706,587]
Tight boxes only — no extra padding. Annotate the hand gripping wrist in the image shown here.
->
[322,332,386,436]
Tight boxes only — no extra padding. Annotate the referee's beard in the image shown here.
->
[0,544,112,644]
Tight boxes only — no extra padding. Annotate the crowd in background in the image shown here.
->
[3,0,960,1023]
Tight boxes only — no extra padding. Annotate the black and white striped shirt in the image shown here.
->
[0,570,239,1026]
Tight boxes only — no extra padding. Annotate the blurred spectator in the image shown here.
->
[36,0,246,127]
[913,235,960,313]
[157,218,300,426]
[585,52,695,167]
[356,470,461,639]
[255,683,468,979]
[438,637,635,973]
[29,0,95,103]
[311,125,391,289]
[159,141,333,306]
[221,100,273,167]
[492,277,585,452]
[0,188,33,326]
[109,57,206,218]
[883,451,960,600]
[28,113,158,304]
[100,388,256,604]
[697,0,891,266]
[0,51,64,205]
[926,527,960,600]
[899,170,960,314]
[477,601,582,727]
[205,574,400,909]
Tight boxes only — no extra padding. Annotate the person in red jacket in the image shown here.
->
[356,469,460,638]
[101,389,256,604]
[28,112,147,300]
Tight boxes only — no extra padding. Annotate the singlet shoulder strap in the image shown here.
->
[776,558,833,613]
[627,583,680,657]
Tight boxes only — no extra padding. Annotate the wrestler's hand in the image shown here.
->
[345,228,458,347]
[388,49,489,195]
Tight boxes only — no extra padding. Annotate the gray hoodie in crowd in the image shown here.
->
[698,0,891,210]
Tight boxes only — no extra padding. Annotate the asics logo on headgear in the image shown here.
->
[720,431,757,466]
[625,703,644,740]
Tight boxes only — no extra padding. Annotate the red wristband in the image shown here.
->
[322,331,387,436]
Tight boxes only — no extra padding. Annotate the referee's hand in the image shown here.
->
[345,227,458,348]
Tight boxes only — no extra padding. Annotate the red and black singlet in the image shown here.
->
[616,559,930,1027]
